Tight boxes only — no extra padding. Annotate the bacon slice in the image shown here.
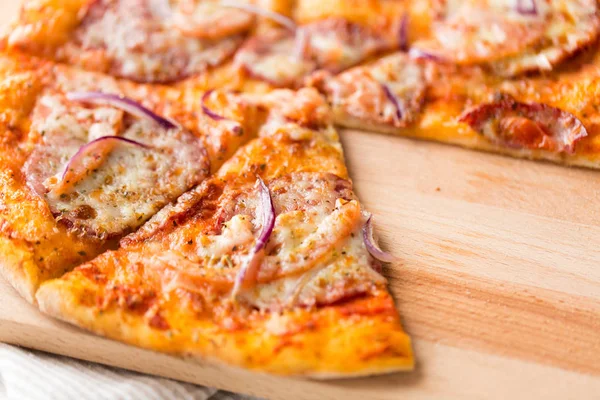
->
[459,96,588,153]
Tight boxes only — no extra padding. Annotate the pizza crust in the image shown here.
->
[36,276,414,378]
[0,237,39,304]
[333,111,600,169]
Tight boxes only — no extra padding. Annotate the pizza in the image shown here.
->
[36,88,414,376]
[5,0,600,167]
[2,0,600,382]
[0,53,257,302]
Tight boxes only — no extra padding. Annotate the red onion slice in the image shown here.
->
[232,177,276,297]
[201,90,243,135]
[362,215,396,263]
[293,26,310,60]
[516,0,538,15]
[408,47,445,62]
[382,84,403,121]
[66,92,178,130]
[398,14,409,52]
[59,136,151,185]
[219,1,296,31]
[201,89,227,121]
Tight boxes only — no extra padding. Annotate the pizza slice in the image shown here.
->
[309,48,600,169]
[35,88,414,377]
[0,54,257,302]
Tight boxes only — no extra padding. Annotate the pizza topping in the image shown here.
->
[397,14,410,52]
[232,177,275,297]
[69,0,243,83]
[253,88,331,130]
[515,0,538,15]
[413,1,546,65]
[259,198,362,279]
[412,0,600,76]
[133,172,384,311]
[241,209,386,310]
[66,92,178,130]
[201,90,245,141]
[362,215,396,263]
[55,136,151,195]
[493,0,600,76]
[235,30,317,87]
[459,96,588,153]
[301,18,393,73]
[381,85,403,122]
[171,0,255,39]
[219,1,297,31]
[314,54,426,128]
[24,92,209,240]
[236,18,393,86]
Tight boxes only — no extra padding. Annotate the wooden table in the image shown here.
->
[1,2,600,399]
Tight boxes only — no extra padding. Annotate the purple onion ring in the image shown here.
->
[232,176,276,297]
[398,14,409,52]
[66,92,178,130]
[60,136,151,182]
[382,84,403,122]
[362,215,396,263]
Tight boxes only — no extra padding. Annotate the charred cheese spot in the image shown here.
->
[65,0,244,83]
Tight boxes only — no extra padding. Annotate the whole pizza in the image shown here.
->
[0,0,599,378]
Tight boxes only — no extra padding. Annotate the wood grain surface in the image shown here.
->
[1,2,600,398]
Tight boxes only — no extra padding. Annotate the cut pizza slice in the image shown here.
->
[0,54,257,302]
[36,88,413,377]
[309,52,600,169]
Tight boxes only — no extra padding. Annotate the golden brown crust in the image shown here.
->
[37,275,413,377]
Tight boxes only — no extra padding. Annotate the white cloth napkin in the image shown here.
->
[0,344,259,400]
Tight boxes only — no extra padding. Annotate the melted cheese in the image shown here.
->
[171,0,254,39]
[414,0,600,76]
[24,92,209,239]
[322,54,426,128]
[154,172,383,311]
[235,31,316,87]
[240,211,385,310]
[71,0,243,82]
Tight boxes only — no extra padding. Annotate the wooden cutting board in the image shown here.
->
[1,2,600,399]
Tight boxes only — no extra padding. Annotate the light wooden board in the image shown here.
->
[1,2,600,399]
[3,130,600,399]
